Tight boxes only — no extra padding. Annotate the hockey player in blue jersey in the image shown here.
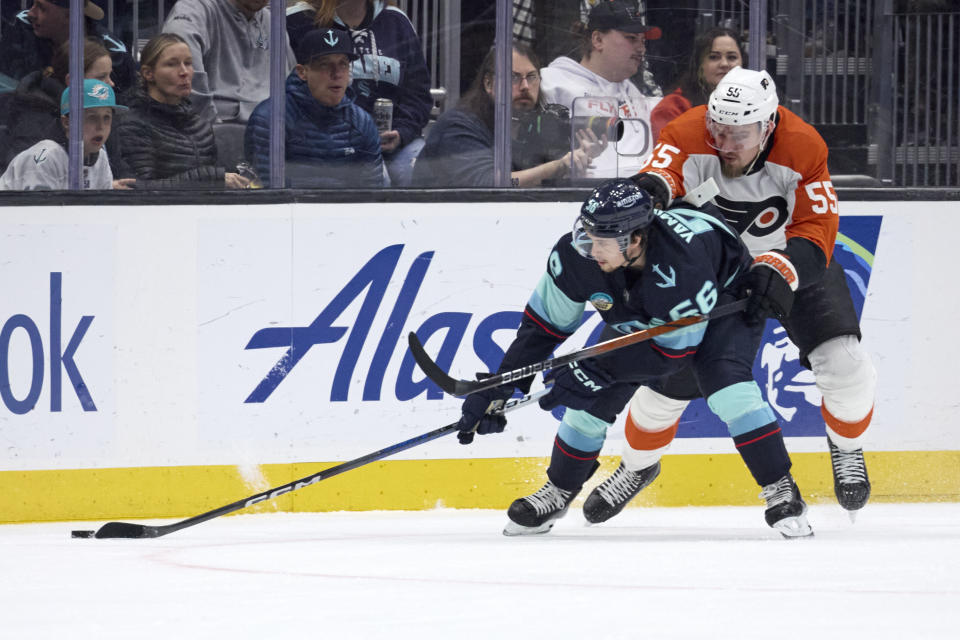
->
[456,179,811,538]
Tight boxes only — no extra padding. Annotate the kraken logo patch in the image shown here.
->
[589,292,614,311]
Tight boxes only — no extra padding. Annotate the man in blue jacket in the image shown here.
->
[244,27,383,188]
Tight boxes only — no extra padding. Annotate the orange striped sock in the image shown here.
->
[821,404,873,439]
[624,413,679,450]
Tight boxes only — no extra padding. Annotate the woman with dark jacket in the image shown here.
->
[116,33,248,189]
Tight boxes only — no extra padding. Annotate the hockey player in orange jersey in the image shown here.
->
[583,66,876,524]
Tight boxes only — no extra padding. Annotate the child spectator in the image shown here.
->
[286,0,431,186]
[0,37,113,175]
[116,33,250,189]
[0,79,130,190]
[244,28,383,188]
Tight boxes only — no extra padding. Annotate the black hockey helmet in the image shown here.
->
[573,179,655,260]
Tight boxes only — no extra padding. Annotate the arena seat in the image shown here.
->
[213,122,247,171]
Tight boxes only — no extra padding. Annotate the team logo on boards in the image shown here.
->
[679,216,883,438]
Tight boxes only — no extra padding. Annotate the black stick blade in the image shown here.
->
[95,521,162,539]
[407,331,468,395]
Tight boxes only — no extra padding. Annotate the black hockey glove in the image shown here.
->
[744,251,799,325]
[539,360,614,412]
[630,172,671,209]
[456,382,516,445]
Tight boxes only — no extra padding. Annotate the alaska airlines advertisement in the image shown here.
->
[2,201,951,470]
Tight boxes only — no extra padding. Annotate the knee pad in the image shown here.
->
[627,386,689,431]
[621,387,688,471]
[706,381,777,438]
[809,335,876,424]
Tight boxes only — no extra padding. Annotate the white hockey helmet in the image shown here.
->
[707,66,778,126]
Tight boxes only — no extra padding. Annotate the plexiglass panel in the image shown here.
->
[1,0,957,191]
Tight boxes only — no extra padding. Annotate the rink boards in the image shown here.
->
[1,200,958,522]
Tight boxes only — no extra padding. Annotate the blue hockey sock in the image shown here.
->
[733,422,792,486]
[546,436,600,492]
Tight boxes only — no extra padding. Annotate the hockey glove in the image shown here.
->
[456,381,516,445]
[630,172,671,209]
[539,360,615,412]
[745,251,799,325]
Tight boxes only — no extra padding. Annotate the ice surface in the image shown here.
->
[2,503,958,639]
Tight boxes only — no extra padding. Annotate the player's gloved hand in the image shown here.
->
[456,379,515,445]
[538,360,614,412]
[745,251,799,325]
[630,172,671,209]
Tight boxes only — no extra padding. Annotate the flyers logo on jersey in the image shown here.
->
[715,194,789,237]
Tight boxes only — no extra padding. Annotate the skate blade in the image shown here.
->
[502,520,556,536]
[774,515,814,539]
[847,509,859,524]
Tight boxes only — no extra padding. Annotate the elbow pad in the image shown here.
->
[784,236,828,288]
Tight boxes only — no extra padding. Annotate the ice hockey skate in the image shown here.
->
[503,480,578,536]
[829,441,871,518]
[582,461,661,524]
[760,474,813,538]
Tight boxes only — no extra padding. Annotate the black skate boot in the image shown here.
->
[582,461,661,524]
[829,441,871,516]
[503,480,579,536]
[760,474,813,538]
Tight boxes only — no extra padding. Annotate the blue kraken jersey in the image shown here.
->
[500,202,752,381]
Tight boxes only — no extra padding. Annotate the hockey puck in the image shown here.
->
[71,530,96,538]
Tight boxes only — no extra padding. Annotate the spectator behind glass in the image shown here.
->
[286,0,432,186]
[116,33,250,190]
[0,79,132,190]
[0,0,138,93]
[163,0,296,124]
[576,0,662,97]
[650,26,744,140]
[540,0,661,178]
[412,44,600,188]
[244,28,383,188]
[0,37,113,176]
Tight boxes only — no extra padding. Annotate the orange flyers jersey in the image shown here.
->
[638,105,838,262]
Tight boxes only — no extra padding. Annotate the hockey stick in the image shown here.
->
[86,389,547,539]
[408,298,748,397]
